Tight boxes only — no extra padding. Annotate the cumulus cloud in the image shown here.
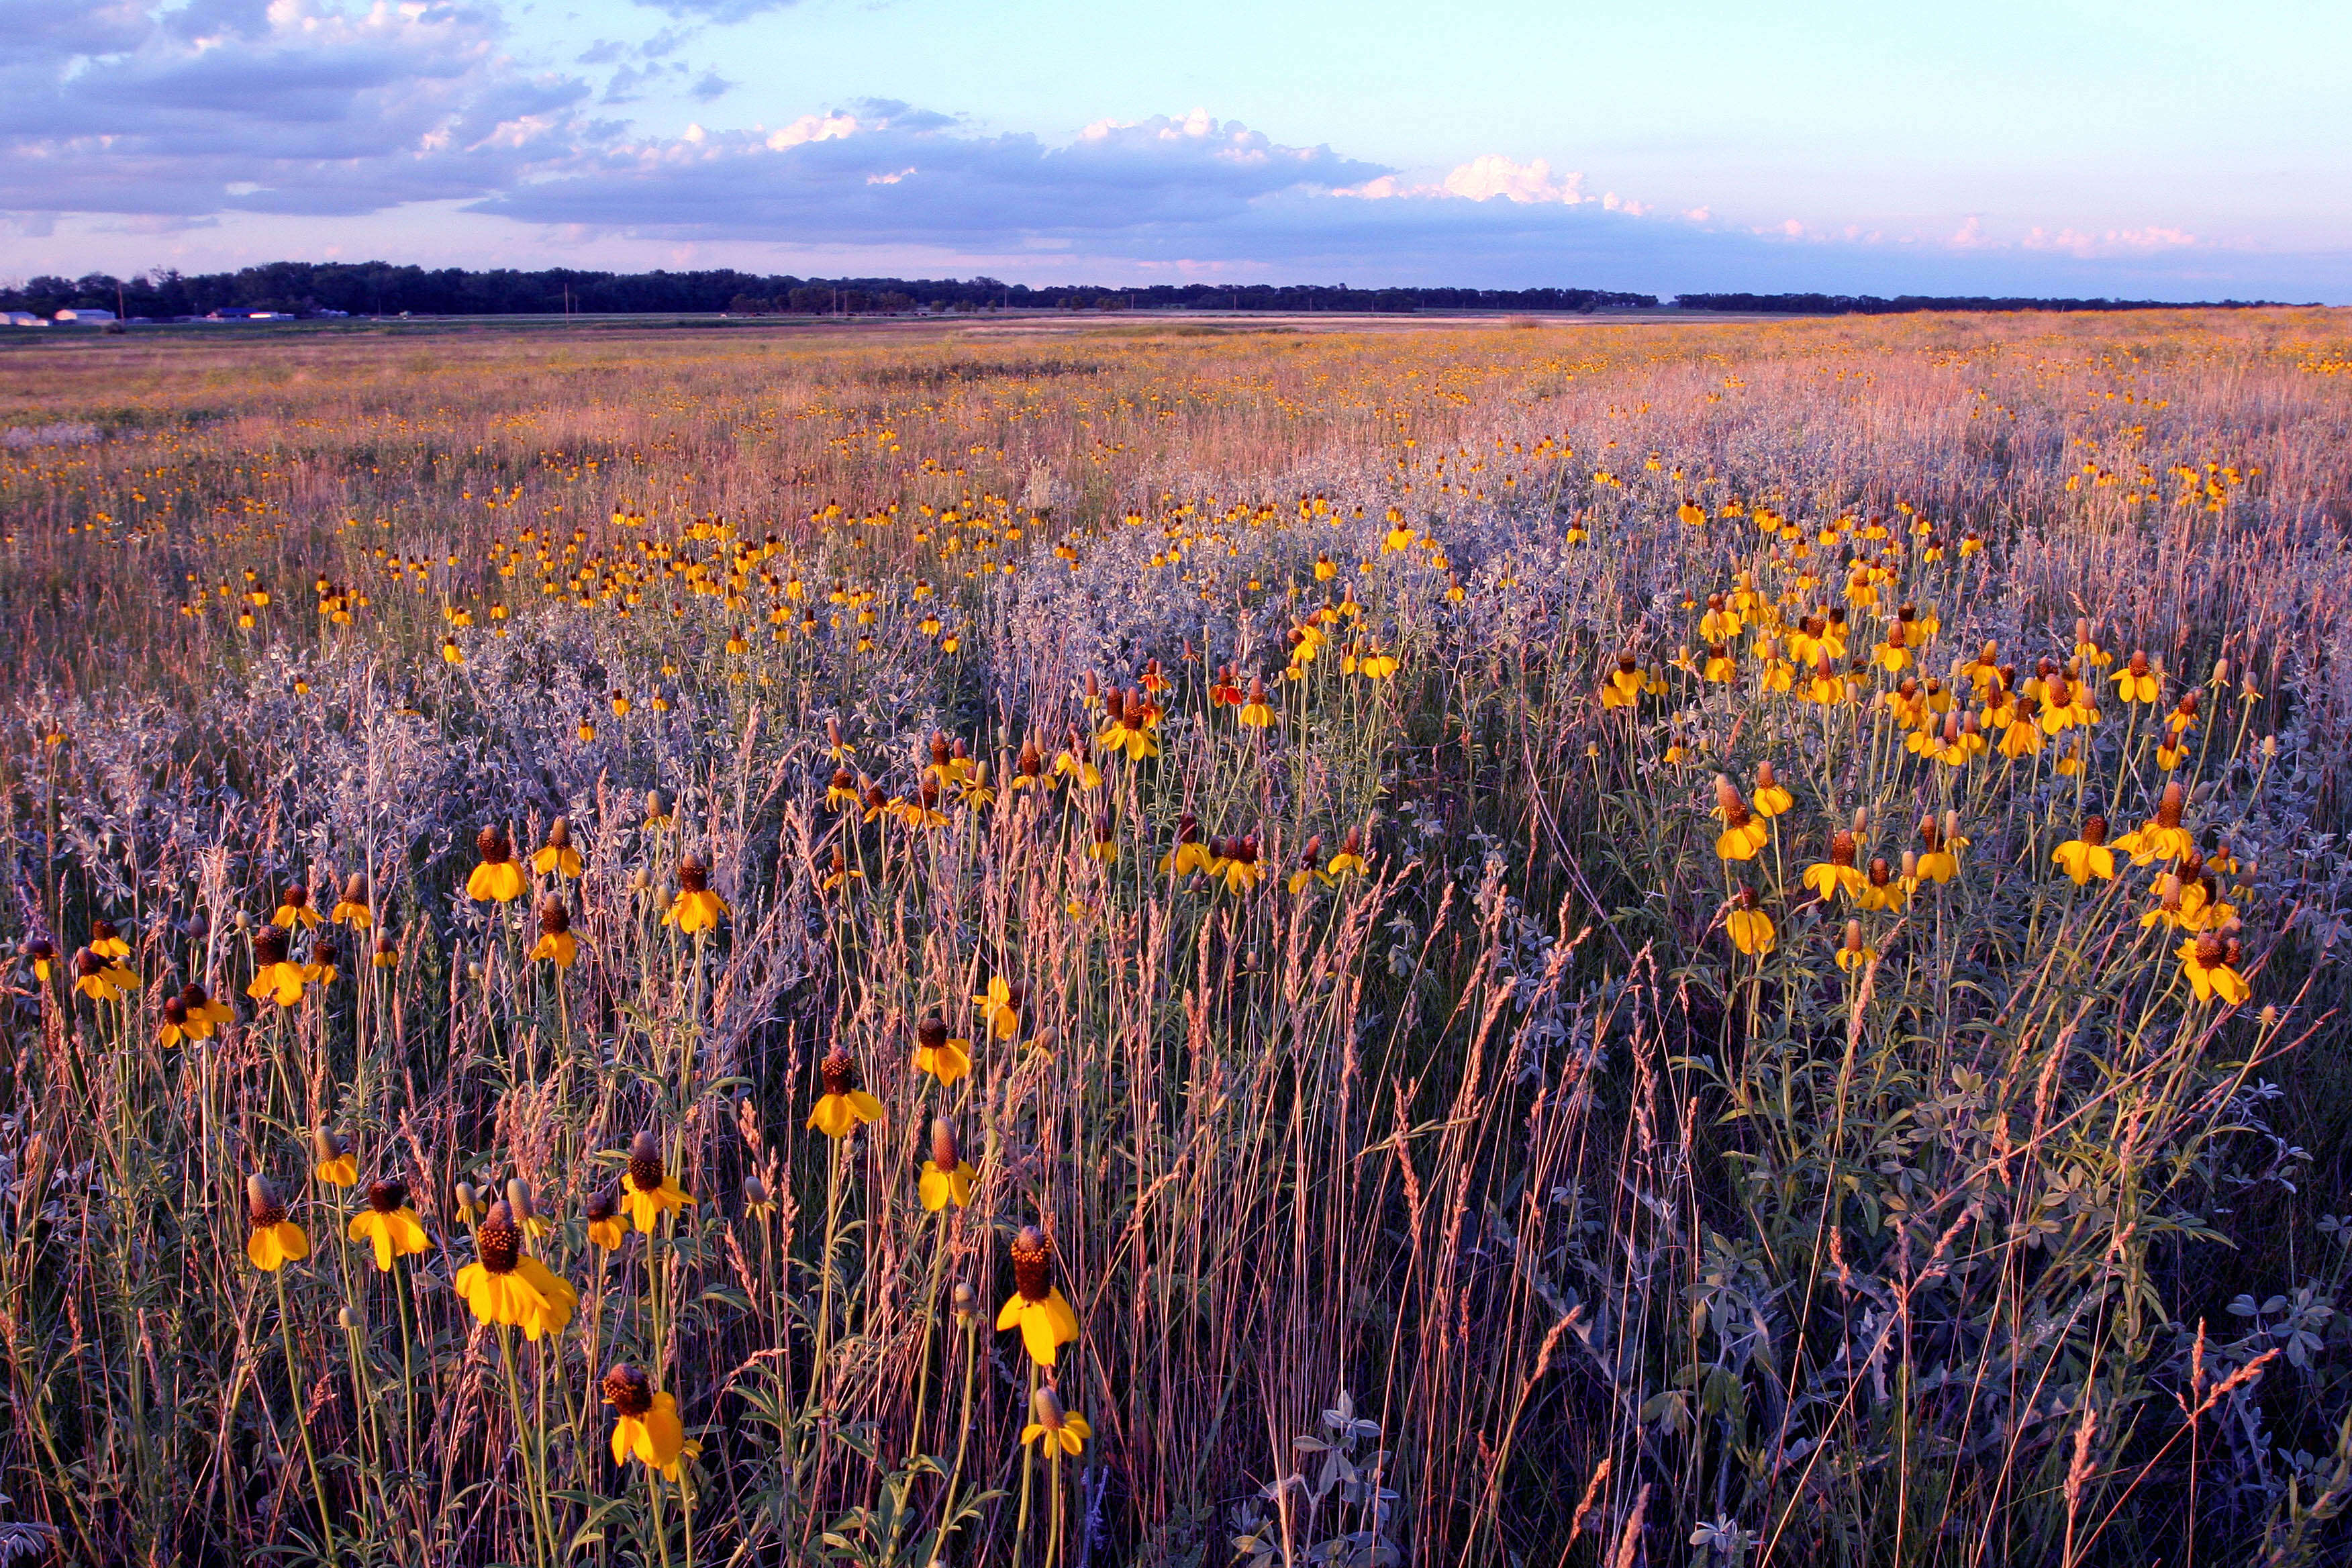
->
[0,0,592,217]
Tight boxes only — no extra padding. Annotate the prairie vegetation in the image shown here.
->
[4,308,2352,1567]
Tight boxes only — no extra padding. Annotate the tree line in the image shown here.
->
[0,262,1660,320]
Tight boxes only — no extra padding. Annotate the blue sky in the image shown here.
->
[4,0,2347,299]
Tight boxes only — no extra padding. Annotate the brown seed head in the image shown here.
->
[246,1173,284,1228]
[1843,920,1865,954]
[477,1202,521,1272]
[1829,831,1856,868]
[603,1363,654,1418]
[2194,930,2225,969]
[677,854,709,893]
[366,1178,409,1214]
[628,1131,664,1193]
[1868,858,1892,888]
[162,995,189,1026]
[820,1045,859,1099]
[539,898,569,936]
[930,1117,961,1173]
[547,816,571,849]
[475,824,511,864]
[1714,775,1750,828]
[254,924,290,966]
[585,1183,618,1224]
[918,1016,948,1052]
[341,871,368,905]
[1011,1224,1052,1304]
[2157,781,2184,829]
[2083,815,2109,846]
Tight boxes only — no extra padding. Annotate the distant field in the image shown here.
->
[4,307,2351,1567]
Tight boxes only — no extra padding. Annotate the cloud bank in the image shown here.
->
[2,1,2340,299]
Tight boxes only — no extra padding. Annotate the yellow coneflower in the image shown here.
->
[1020,1385,1092,1457]
[585,1183,626,1251]
[1834,919,1877,973]
[1712,777,1769,862]
[246,924,306,1007]
[1287,835,1326,896]
[1802,830,1867,902]
[507,1177,552,1239]
[273,885,320,930]
[454,1200,577,1340]
[531,817,583,878]
[2113,650,2160,705]
[90,920,132,961]
[664,854,729,933]
[158,993,195,1047]
[74,946,140,1003]
[1158,812,1214,878]
[247,1174,310,1271]
[2177,930,2250,1006]
[604,1363,697,1480]
[2055,816,2116,885]
[973,977,1025,1041]
[808,1046,883,1138]
[997,1224,1081,1366]
[1726,887,1775,957]
[1237,677,1276,729]
[304,935,340,986]
[2114,781,2194,866]
[454,1180,485,1226]
[914,1016,972,1085]
[621,1132,693,1232]
[347,1178,429,1271]
[330,873,373,930]
[919,1118,977,1212]
[313,1125,358,1187]
[1326,826,1369,879]
[528,898,578,967]
[24,938,56,985]
[1915,813,1966,884]
[644,789,675,830]
[1600,652,1642,710]
[467,825,526,903]
[826,765,862,812]
[372,933,400,970]
[1216,834,1263,893]
[1749,762,1793,818]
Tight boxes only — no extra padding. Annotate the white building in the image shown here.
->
[54,307,116,324]
[3,311,45,327]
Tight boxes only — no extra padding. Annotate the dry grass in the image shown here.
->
[4,307,2352,1567]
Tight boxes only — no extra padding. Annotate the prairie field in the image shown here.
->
[8,307,2352,1568]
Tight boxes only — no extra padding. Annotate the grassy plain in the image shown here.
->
[4,307,2352,1567]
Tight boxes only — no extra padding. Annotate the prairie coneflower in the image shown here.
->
[621,1132,693,1232]
[528,899,578,967]
[2055,816,2116,885]
[2178,931,2251,1006]
[1021,1385,1092,1457]
[74,946,139,1003]
[158,993,195,1048]
[808,1046,883,1139]
[919,1118,977,1212]
[1713,777,1769,862]
[1238,677,1276,729]
[454,1201,577,1340]
[273,885,319,930]
[2113,650,2160,705]
[585,1184,626,1251]
[372,933,400,970]
[663,854,728,933]
[997,1224,1081,1366]
[1915,814,1965,885]
[246,1175,310,1271]
[1834,919,1877,973]
[825,767,862,812]
[304,936,340,985]
[604,1363,697,1480]
[1802,832,1866,902]
[1749,762,1793,818]
[1217,835,1263,893]
[1158,812,1214,878]
[1326,826,1369,879]
[913,1016,972,1086]
[531,817,583,878]
[24,938,56,985]
[313,1126,358,1187]
[974,977,1026,1041]
[246,924,305,1007]
[466,826,526,903]
[2114,782,2194,867]
[90,920,132,961]
[1726,887,1775,957]
[330,873,373,930]
[347,1179,429,1271]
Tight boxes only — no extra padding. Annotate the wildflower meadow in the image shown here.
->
[5,307,2352,1567]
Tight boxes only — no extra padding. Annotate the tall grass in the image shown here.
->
[3,308,2351,1566]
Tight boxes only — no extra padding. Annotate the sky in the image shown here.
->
[3,0,2349,300]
